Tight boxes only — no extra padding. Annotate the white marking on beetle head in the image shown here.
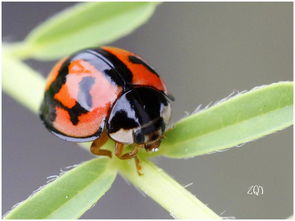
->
[161,103,172,125]
[109,128,135,144]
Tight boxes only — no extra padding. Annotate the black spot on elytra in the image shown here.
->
[68,102,89,125]
[48,57,71,95]
[128,55,159,77]
[40,91,58,126]
[76,49,126,87]
[104,69,125,86]
[91,48,133,89]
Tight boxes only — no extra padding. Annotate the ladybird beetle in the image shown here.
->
[40,47,173,175]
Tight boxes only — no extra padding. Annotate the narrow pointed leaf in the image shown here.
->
[13,2,159,60]
[157,82,293,158]
[4,158,117,219]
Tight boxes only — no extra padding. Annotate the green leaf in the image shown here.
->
[118,159,221,219]
[12,2,160,60]
[157,82,293,158]
[4,158,117,219]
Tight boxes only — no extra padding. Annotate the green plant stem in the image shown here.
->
[118,159,221,219]
[4,42,34,60]
[3,48,45,113]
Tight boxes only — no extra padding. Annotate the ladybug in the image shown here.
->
[40,47,173,175]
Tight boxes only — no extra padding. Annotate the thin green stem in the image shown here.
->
[118,159,221,219]
[4,42,35,60]
[3,49,45,113]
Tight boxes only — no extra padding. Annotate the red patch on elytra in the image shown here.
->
[54,84,76,108]
[54,106,107,138]
[68,60,91,74]
[53,59,123,137]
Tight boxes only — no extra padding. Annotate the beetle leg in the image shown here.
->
[114,142,124,158]
[90,131,112,158]
[115,143,143,175]
[120,145,139,159]
[134,156,143,176]
[115,142,139,159]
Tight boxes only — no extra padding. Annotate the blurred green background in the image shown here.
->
[2,2,292,218]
